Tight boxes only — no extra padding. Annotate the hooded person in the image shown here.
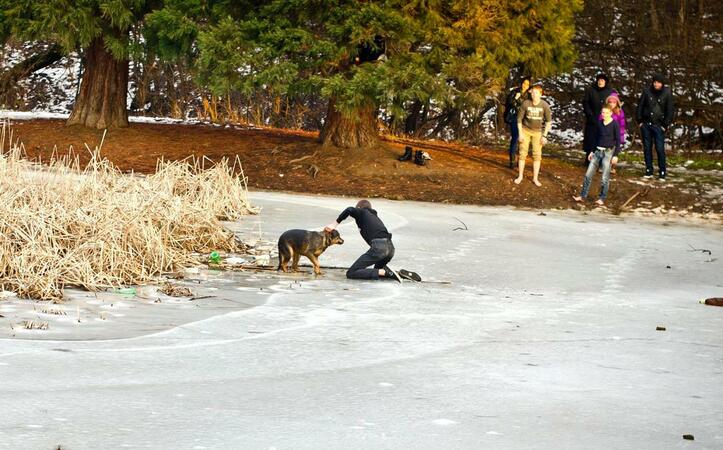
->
[503,77,531,168]
[582,73,616,163]
[636,72,675,180]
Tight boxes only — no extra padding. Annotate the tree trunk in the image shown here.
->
[67,38,129,129]
[0,43,63,107]
[405,100,423,135]
[320,98,378,148]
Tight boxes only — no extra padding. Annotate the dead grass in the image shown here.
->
[0,121,255,300]
[21,320,49,330]
[159,282,194,297]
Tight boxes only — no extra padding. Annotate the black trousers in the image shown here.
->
[583,119,598,157]
[346,238,395,280]
[641,123,667,176]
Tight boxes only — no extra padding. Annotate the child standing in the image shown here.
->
[601,93,625,147]
[514,85,552,187]
[573,106,621,206]
[601,93,625,174]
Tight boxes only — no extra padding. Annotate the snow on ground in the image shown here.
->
[0,109,265,129]
[1,191,721,449]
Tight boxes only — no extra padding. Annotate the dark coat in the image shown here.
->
[583,83,615,122]
[636,85,674,128]
[504,88,530,124]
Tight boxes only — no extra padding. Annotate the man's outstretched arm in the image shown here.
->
[325,207,357,231]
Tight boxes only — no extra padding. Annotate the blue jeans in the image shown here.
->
[580,147,614,200]
[508,123,519,160]
[641,123,666,176]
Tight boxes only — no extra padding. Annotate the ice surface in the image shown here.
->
[1,191,722,449]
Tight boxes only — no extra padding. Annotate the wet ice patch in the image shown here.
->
[432,419,458,426]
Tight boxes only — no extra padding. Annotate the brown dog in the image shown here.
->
[277,229,344,275]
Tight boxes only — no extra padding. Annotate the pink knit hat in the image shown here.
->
[605,92,622,107]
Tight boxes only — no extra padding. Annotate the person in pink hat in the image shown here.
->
[600,93,626,172]
[600,93,626,146]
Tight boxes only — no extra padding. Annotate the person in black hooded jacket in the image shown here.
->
[503,77,531,168]
[636,72,675,180]
[582,73,615,163]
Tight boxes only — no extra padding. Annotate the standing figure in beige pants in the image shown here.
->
[514,85,552,187]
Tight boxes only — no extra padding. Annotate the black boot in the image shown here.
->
[414,150,426,166]
[398,146,413,161]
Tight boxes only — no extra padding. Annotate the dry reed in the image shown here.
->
[0,120,255,300]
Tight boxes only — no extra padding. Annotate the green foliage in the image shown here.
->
[0,0,583,131]
[196,0,583,120]
[0,7,8,43]
[144,7,199,60]
[0,0,211,61]
[619,152,723,171]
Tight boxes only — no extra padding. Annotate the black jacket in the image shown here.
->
[583,84,615,121]
[336,207,391,245]
[595,119,622,155]
[636,85,674,128]
[503,88,529,124]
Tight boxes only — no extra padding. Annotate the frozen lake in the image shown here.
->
[1,191,722,449]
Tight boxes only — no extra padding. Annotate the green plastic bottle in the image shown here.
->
[209,251,221,264]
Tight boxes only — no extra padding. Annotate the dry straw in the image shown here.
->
[0,120,255,300]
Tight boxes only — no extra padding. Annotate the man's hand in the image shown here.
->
[540,136,547,145]
[587,152,594,162]
[611,156,619,165]
[324,222,337,232]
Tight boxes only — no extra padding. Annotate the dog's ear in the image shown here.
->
[322,230,333,245]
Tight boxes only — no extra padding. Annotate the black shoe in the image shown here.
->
[413,150,426,166]
[398,146,413,162]
[383,266,402,283]
[398,269,421,282]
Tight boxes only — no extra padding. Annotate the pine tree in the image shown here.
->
[197,0,583,148]
[0,0,205,129]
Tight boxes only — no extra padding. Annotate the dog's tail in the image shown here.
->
[277,239,291,270]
